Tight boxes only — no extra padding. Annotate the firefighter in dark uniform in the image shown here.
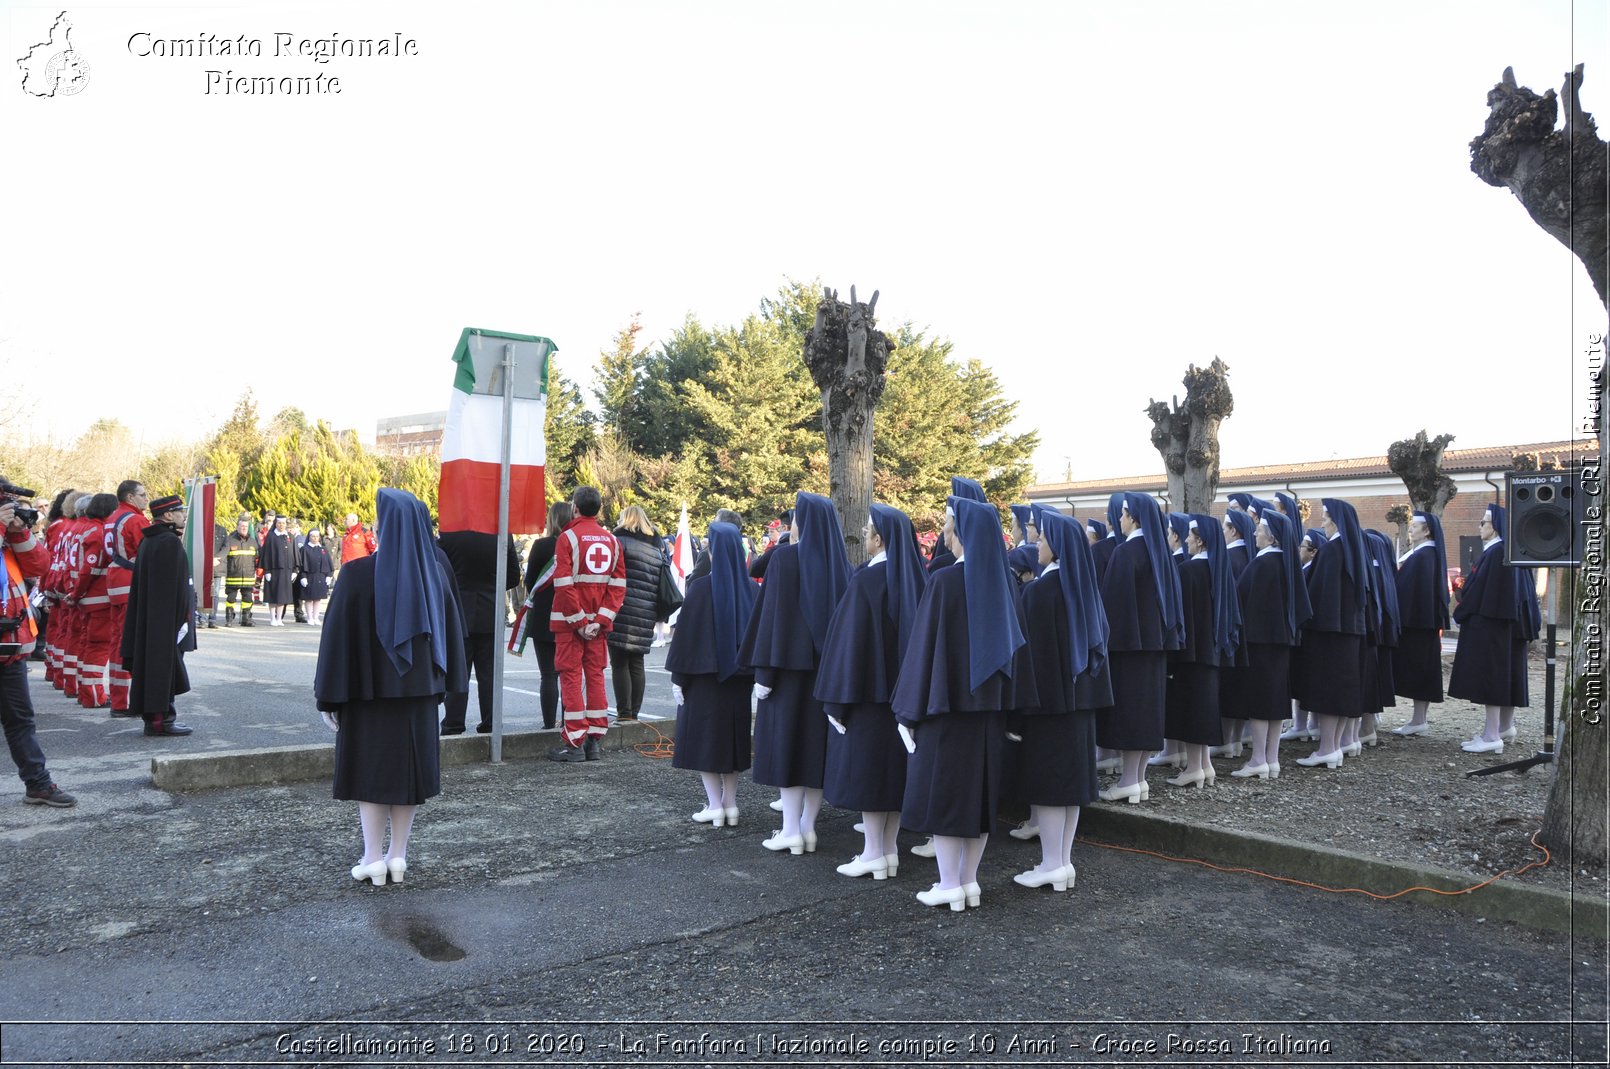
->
[222,515,259,626]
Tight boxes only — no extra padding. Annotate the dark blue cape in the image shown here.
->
[793,492,851,655]
[374,488,450,678]
[813,561,901,705]
[1365,530,1402,646]
[1189,513,1243,660]
[950,496,1025,690]
[1123,492,1185,647]
[1454,505,1540,636]
[1036,508,1109,679]
[737,543,817,671]
[870,502,928,660]
[1258,510,1312,636]
[667,522,755,681]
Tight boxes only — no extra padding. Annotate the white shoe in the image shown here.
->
[769,798,784,812]
[761,831,804,854]
[1008,824,1040,841]
[962,881,981,908]
[916,884,965,911]
[1295,749,1344,769]
[1391,723,1429,737]
[882,853,900,878]
[910,838,936,858]
[723,806,739,826]
[691,806,722,824]
[1146,751,1186,768]
[836,855,889,880]
[1095,757,1122,773]
[1500,726,1518,741]
[1012,864,1075,892]
[1208,743,1243,759]
[1229,763,1272,779]
[853,822,866,833]
[1461,737,1504,754]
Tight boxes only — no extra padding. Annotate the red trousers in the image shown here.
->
[108,603,130,711]
[554,631,610,746]
[77,607,114,708]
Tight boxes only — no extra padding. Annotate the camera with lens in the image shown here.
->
[0,614,24,658]
[0,480,40,528]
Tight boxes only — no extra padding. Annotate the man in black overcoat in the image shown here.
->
[437,530,520,735]
[120,494,196,737]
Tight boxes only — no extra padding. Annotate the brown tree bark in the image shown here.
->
[1387,430,1459,518]
[1147,358,1234,512]
[1470,65,1609,306]
[803,286,890,565]
[1473,67,1609,868]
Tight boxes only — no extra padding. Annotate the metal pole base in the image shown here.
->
[1465,749,1556,777]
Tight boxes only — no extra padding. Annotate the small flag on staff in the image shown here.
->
[181,476,217,610]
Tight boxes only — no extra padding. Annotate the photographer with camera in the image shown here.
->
[0,479,75,807]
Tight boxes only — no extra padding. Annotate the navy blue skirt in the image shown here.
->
[1096,650,1168,751]
[1393,627,1444,702]
[1240,642,1293,721]
[672,672,753,774]
[901,711,1005,838]
[822,701,907,812]
[751,668,827,789]
[1005,711,1098,807]
[1448,616,1530,707]
[1165,661,1223,745]
[1294,630,1368,717]
[332,697,441,805]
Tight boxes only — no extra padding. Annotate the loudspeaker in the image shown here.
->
[1505,471,1586,567]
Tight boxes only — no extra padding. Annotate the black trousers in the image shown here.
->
[611,650,646,717]
[0,659,50,791]
[441,631,496,732]
[534,641,559,728]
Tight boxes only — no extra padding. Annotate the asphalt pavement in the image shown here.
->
[0,623,1605,1067]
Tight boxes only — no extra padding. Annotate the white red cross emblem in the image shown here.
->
[584,541,614,574]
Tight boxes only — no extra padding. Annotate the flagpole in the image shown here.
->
[490,341,514,763]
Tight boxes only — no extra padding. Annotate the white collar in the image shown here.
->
[1125,529,1145,541]
[1328,531,1342,541]
[1225,538,1247,549]
[1191,551,1208,560]
[1483,534,1502,550]
[1256,545,1281,557]
[954,552,966,563]
[1041,561,1060,575]
[868,551,887,566]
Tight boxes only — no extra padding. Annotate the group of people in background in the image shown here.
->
[214,510,375,628]
[660,480,1540,912]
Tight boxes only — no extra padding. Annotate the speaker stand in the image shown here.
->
[1467,574,1557,777]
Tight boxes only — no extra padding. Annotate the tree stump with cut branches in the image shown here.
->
[1146,358,1234,512]
[1387,430,1459,519]
[1473,66,1608,869]
[803,285,891,564]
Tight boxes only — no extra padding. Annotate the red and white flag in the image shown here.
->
[181,476,217,610]
[438,329,552,534]
[671,502,693,594]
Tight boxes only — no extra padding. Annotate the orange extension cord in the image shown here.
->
[1073,828,1552,900]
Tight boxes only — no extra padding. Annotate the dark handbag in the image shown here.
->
[654,559,684,622]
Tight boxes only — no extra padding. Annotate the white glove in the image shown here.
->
[827,714,847,735]
[264,573,272,583]
[299,577,308,587]
[753,683,772,701]
[672,684,685,706]
[897,723,916,754]
[320,710,340,732]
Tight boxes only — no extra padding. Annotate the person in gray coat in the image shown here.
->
[609,506,664,720]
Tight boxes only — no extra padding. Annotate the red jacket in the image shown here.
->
[71,520,111,609]
[341,523,376,566]
[105,502,149,606]
[548,516,627,635]
[1,527,51,664]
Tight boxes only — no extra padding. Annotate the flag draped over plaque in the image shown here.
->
[438,329,552,534]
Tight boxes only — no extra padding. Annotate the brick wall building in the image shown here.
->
[375,411,447,457]
[1025,438,1599,578]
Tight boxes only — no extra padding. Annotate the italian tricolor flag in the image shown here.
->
[438,328,554,534]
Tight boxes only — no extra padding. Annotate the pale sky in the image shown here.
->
[3,0,1605,485]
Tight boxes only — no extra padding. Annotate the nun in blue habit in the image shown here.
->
[1006,503,1043,583]
[668,522,757,828]
[1360,529,1403,749]
[1214,508,1258,758]
[1086,518,1115,586]
[1448,503,1540,754]
[1230,510,1311,779]
[1293,499,1373,769]
[1009,507,1111,892]
[1145,509,1195,772]
[737,492,850,855]
[315,488,469,887]
[1281,527,1328,744]
[1390,511,1450,735]
[1163,514,1241,787]
[893,496,1036,911]
[815,503,928,881]
[1095,492,1184,802]
[926,476,986,574]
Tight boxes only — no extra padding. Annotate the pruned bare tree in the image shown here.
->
[803,285,891,564]
[1146,357,1234,512]
[1387,430,1459,517]
[1473,66,1608,868]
